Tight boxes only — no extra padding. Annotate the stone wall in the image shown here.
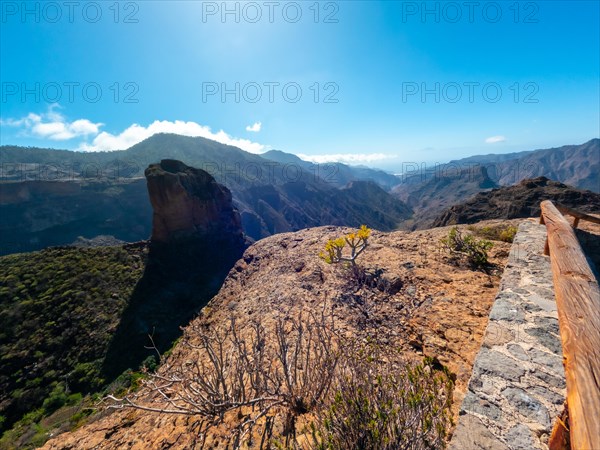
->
[450,220,566,449]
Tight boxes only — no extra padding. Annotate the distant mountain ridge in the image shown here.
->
[448,138,599,191]
[1,135,598,253]
[0,134,411,253]
[392,165,499,229]
[262,149,401,190]
[0,135,401,189]
[391,139,598,228]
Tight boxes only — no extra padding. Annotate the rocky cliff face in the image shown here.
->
[101,160,247,379]
[432,177,600,227]
[145,159,243,243]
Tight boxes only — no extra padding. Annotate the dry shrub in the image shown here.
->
[309,347,454,450]
[106,307,339,447]
[107,306,454,449]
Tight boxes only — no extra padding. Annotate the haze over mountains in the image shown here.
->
[0,135,598,255]
[447,138,599,192]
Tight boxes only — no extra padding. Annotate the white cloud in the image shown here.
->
[297,153,391,165]
[1,106,267,154]
[245,121,262,132]
[79,120,266,153]
[485,135,506,144]
[1,106,102,141]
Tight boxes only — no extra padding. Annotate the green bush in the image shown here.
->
[41,384,68,415]
[499,225,518,243]
[105,369,147,398]
[141,355,158,373]
[468,224,517,243]
[68,408,93,429]
[441,227,493,269]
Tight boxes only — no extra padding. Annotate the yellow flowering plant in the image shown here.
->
[319,225,371,266]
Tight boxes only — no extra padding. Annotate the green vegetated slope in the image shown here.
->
[0,244,147,447]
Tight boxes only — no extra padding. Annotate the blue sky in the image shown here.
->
[1,1,599,170]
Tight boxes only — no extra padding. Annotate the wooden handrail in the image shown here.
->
[540,200,600,450]
[554,204,600,229]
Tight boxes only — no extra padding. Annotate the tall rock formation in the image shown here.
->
[145,159,243,243]
[102,160,247,379]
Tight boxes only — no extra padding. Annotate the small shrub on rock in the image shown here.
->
[468,224,517,243]
[311,351,454,450]
[319,226,371,266]
[499,225,517,243]
[441,227,493,269]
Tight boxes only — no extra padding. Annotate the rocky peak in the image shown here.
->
[518,176,552,188]
[145,159,243,243]
[101,160,247,380]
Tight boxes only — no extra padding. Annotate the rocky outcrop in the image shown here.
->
[433,177,600,227]
[42,220,519,449]
[101,160,247,379]
[145,159,243,243]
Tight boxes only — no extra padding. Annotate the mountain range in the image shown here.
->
[392,138,598,228]
[0,134,412,253]
[0,136,598,254]
[447,138,599,191]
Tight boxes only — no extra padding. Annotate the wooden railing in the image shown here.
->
[540,201,600,450]
[554,204,600,229]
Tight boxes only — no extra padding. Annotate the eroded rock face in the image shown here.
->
[145,159,243,243]
[100,160,247,380]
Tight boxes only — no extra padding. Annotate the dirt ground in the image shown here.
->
[43,219,526,449]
